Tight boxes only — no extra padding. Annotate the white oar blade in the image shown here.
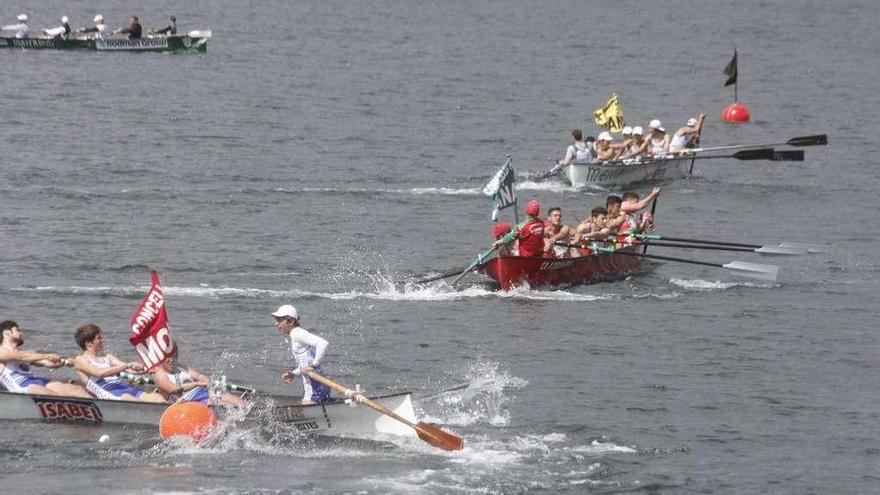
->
[778,242,828,254]
[722,261,780,282]
[188,30,212,38]
[755,245,807,256]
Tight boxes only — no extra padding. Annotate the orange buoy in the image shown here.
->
[721,103,750,123]
[159,402,216,441]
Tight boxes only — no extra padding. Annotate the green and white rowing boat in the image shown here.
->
[0,31,211,54]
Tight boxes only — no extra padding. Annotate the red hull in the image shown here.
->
[480,248,643,290]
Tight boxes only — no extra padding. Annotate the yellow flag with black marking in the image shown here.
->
[593,94,625,132]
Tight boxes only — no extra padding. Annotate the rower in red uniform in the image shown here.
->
[493,200,546,257]
[492,223,515,256]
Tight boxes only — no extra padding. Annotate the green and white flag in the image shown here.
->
[482,157,517,221]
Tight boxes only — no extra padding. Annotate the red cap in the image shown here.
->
[492,223,512,238]
[525,200,540,217]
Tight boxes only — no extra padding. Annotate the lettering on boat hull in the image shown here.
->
[33,397,104,423]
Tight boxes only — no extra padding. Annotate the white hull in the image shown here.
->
[0,390,417,439]
[565,156,691,188]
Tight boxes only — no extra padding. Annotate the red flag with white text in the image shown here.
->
[129,271,177,371]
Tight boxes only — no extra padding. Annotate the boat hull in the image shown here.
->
[565,156,690,188]
[0,390,417,438]
[0,35,208,53]
[481,248,643,290]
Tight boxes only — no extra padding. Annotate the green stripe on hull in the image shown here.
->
[0,36,207,54]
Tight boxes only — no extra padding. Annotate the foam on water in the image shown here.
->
[669,278,774,291]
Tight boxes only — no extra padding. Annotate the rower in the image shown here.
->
[491,222,515,256]
[493,200,545,257]
[604,195,625,232]
[115,16,142,39]
[669,113,706,154]
[151,16,177,36]
[571,207,611,256]
[620,126,648,159]
[152,352,246,406]
[647,120,670,156]
[71,324,166,403]
[593,132,616,162]
[1,14,30,39]
[271,305,332,404]
[618,188,660,237]
[544,207,572,258]
[78,15,108,39]
[609,126,633,159]
[42,16,71,40]
[0,320,91,398]
[557,129,594,171]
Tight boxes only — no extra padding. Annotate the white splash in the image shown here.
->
[668,278,772,290]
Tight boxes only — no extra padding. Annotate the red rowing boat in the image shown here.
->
[479,247,644,290]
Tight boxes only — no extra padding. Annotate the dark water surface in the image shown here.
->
[2,0,879,493]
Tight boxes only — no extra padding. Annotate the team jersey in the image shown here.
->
[82,356,144,400]
[0,361,51,393]
[517,218,546,257]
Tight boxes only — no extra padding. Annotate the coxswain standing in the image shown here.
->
[0,320,91,398]
[493,200,546,257]
[78,15,108,40]
[151,16,177,36]
[42,16,71,40]
[115,16,142,39]
[556,129,594,173]
[271,305,332,404]
[1,14,30,39]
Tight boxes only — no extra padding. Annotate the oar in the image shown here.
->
[636,233,807,255]
[305,371,464,451]
[118,372,257,394]
[597,148,797,167]
[595,247,780,281]
[632,240,805,256]
[771,150,804,161]
[416,246,498,284]
[534,161,563,181]
[687,134,827,154]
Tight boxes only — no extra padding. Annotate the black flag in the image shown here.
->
[724,49,738,87]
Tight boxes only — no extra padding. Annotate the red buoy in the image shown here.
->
[159,402,216,441]
[721,103,750,123]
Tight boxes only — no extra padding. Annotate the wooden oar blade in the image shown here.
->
[787,134,827,147]
[722,261,780,282]
[755,245,807,256]
[771,150,805,161]
[416,422,464,451]
[732,148,776,160]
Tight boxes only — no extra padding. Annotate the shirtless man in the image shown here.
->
[543,207,573,258]
[152,353,246,406]
[604,195,626,233]
[593,132,616,162]
[609,127,633,159]
[72,324,166,403]
[0,320,91,398]
[571,207,612,256]
[669,113,706,154]
[618,188,661,236]
[647,120,670,156]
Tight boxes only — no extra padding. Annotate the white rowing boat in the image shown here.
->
[0,389,418,439]
[565,154,691,189]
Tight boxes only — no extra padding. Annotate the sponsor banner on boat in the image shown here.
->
[96,38,169,51]
[273,404,332,432]
[10,38,58,49]
[33,397,104,423]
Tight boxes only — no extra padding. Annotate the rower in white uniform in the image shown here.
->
[647,120,670,156]
[1,14,30,39]
[72,324,166,403]
[669,113,706,154]
[78,15,108,40]
[271,305,332,404]
[152,352,246,406]
[42,16,71,40]
[0,320,91,398]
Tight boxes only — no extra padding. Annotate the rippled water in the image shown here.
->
[1,0,879,493]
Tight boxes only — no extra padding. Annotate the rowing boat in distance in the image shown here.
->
[479,246,644,290]
[564,154,692,189]
[0,389,418,439]
[0,31,211,54]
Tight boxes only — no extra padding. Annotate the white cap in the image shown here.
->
[598,131,613,142]
[17,14,27,22]
[687,118,697,126]
[621,126,633,135]
[649,119,662,129]
[94,14,104,22]
[61,16,69,23]
[632,126,644,136]
[271,304,298,320]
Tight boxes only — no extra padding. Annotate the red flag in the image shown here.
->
[129,271,177,371]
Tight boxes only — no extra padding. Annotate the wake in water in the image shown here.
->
[669,278,778,291]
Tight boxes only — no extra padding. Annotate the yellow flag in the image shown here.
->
[593,94,625,132]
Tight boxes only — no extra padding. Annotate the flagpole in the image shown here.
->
[508,155,520,225]
[734,47,738,103]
